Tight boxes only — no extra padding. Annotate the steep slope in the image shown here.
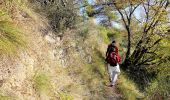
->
[0,1,123,100]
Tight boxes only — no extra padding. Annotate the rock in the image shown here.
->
[20,11,30,18]
[59,49,64,57]
[45,35,55,43]
[87,56,92,64]
[56,36,61,42]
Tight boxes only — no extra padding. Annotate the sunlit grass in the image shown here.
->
[117,72,144,100]
[0,0,28,56]
[33,73,51,93]
[0,18,26,55]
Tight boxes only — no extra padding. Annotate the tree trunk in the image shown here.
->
[126,26,131,58]
[123,25,131,67]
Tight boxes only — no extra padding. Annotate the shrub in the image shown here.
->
[78,27,89,40]
[98,26,110,44]
[145,71,170,100]
[30,0,77,33]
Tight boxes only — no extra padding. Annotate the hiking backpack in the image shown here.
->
[107,51,118,66]
[106,46,121,66]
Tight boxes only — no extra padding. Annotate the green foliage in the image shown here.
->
[98,26,119,43]
[107,30,120,40]
[145,39,170,99]
[145,72,170,100]
[30,0,77,33]
[33,73,50,93]
[83,0,95,17]
[0,11,26,55]
[98,27,110,43]
[104,7,117,20]
[117,72,144,100]
[86,5,94,17]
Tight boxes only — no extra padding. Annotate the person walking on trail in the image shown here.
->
[105,40,121,87]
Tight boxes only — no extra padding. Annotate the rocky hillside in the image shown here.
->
[0,1,123,99]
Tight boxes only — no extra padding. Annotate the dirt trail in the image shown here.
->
[103,81,123,100]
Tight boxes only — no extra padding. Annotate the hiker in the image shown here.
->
[105,40,121,87]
